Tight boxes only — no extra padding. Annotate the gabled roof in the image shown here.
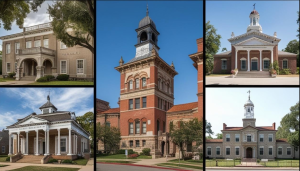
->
[278,51,298,56]
[36,112,71,122]
[39,95,57,110]
[167,102,198,113]
[206,139,223,143]
[215,51,232,56]
[228,30,280,44]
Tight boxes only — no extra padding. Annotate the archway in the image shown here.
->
[246,147,253,158]
[22,59,38,76]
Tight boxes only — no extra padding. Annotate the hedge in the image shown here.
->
[57,74,69,81]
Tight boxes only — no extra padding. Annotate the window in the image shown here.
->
[269,147,272,155]
[216,147,220,155]
[129,80,133,90]
[259,134,264,142]
[142,122,146,134]
[26,41,32,48]
[135,98,140,109]
[6,44,10,54]
[207,147,211,155]
[136,140,140,147]
[129,141,133,148]
[129,99,133,110]
[235,134,240,142]
[129,123,133,134]
[268,134,273,142]
[61,138,66,152]
[283,60,288,69]
[226,147,230,155]
[7,63,11,73]
[135,120,140,134]
[43,109,49,113]
[226,134,230,142]
[158,79,161,89]
[163,121,165,132]
[278,147,282,155]
[106,122,110,127]
[142,140,146,147]
[135,78,139,89]
[236,147,239,155]
[44,39,49,48]
[61,61,67,74]
[260,147,263,155]
[142,77,146,87]
[253,17,256,25]
[15,43,20,54]
[77,60,84,74]
[247,135,251,142]
[287,147,291,155]
[221,60,227,70]
[34,40,41,47]
[263,59,270,69]
[142,97,147,108]
[2,146,5,153]
[60,41,67,49]
[241,60,246,70]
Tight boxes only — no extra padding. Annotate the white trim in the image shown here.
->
[282,59,288,69]
[251,57,258,59]
[263,57,270,60]
[221,58,227,60]
[6,62,11,73]
[76,59,84,74]
[60,60,67,74]
[55,136,68,154]
[240,57,246,60]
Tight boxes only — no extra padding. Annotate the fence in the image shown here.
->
[260,160,299,167]
[206,159,241,167]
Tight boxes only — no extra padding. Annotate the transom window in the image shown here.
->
[222,60,227,70]
[283,60,288,69]
[77,60,84,74]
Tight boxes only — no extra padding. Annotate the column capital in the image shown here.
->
[25,131,29,133]
[57,128,60,131]
[35,130,39,133]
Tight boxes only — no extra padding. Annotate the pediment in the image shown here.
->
[236,37,273,46]
[241,125,258,132]
[18,117,48,125]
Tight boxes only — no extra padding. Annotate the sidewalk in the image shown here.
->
[0,81,34,85]
[79,158,94,171]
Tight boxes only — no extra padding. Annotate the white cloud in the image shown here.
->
[0,112,24,130]
[23,1,54,27]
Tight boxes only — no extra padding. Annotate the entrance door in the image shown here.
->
[246,147,252,158]
[43,142,45,154]
[161,141,165,157]
[251,59,258,71]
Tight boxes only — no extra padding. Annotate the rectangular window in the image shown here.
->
[268,134,273,142]
[142,97,147,108]
[222,60,227,70]
[129,141,133,148]
[77,60,84,74]
[142,77,146,87]
[129,99,133,110]
[26,41,32,48]
[216,147,220,155]
[129,81,133,90]
[129,123,133,134]
[44,39,49,48]
[135,121,140,134]
[269,147,272,155]
[207,148,211,155]
[142,140,146,147]
[287,148,291,155]
[235,134,240,142]
[6,44,10,54]
[15,43,20,54]
[136,140,140,147]
[60,41,67,49]
[236,147,239,155]
[61,61,67,74]
[247,135,251,142]
[142,122,146,134]
[260,147,263,155]
[259,134,264,142]
[241,60,246,70]
[226,134,230,142]
[61,138,66,152]
[135,98,140,109]
[226,148,230,155]
[283,60,288,69]
[43,109,49,114]
[278,148,282,155]
[2,146,5,153]
[264,60,270,69]
[7,63,11,73]
[34,40,41,47]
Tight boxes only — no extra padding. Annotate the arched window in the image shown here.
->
[140,32,147,43]
[152,34,156,42]
[129,80,133,90]
[135,78,139,89]
[135,120,140,134]
[129,122,133,134]
[142,77,147,87]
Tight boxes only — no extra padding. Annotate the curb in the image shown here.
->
[97,162,192,171]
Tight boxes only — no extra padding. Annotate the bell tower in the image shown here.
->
[247,4,262,33]
[243,90,256,127]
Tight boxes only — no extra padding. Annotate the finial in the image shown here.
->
[47,95,50,102]
[253,3,256,10]
[171,61,175,69]
[247,90,251,100]
[146,4,149,16]
[119,56,124,66]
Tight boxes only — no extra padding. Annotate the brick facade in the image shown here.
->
[0,130,9,155]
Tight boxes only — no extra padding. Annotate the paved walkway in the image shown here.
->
[0,81,34,85]
[206,76,299,85]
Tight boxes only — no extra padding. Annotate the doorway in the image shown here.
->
[161,141,165,157]
[251,59,258,71]
[246,147,253,158]
[43,142,45,154]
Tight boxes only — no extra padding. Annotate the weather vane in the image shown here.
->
[253,3,256,10]
[247,90,251,100]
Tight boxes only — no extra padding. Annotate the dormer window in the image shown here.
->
[43,109,49,114]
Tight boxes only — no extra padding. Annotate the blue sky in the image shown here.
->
[206,1,299,53]
[0,88,94,130]
[206,88,299,138]
[96,1,203,108]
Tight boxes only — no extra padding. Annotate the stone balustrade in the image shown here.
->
[18,47,55,56]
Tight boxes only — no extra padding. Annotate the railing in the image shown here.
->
[18,47,55,56]
[25,23,51,31]
[259,160,299,167]
[206,159,241,167]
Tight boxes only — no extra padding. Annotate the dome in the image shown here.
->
[250,10,259,15]
[244,99,254,107]
[138,16,156,29]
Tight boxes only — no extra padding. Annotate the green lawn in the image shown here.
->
[206,159,241,167]
[28,81,94,85]
[168,159,203,166]
[97,154,152,159]
[259,160,299,167]
[157,163,203,170]
[10,166,79,171]
[0,77,15,82]
[97,160,135,164]
[0,155,8,162]
[0,165,8,167]
[73,158,88,165]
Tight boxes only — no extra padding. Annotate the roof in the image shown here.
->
[250,9,259,15]
[276,138,288,143]
[39,95,57,110]
[244,99,254,107]
[223,126,275,131]
[167,102,198,113]
[100,108,120,114]
[35,112,71,122]
[139,16,156,29]
[127,52,152,64]
[278,51,298,56]
[215,51,232,56]
[206,139,223,143]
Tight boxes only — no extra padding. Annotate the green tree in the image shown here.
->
[0,0,44,30]
[76,112,94,151]
[206,135,213,139]
[206,120,214,136]
[297,11,299,38]
[216,133,223,139]
[283,40,299,67]
[97,123,121,153]
[276,102,299,155]
[205,21,221,74]
[222,48,227,52]
[48,0,94,54]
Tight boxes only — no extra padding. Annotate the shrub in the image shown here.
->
[269,69,277,75]
[36,77,48,82]
[279,69,291,75]
[117,149,126,154]
[48,158,58,163]
[57,74,69,81]
[8,72,16,78]
[45,75,55,81]
[128,153,139,158]
[297,67,299,74]
[128,149,134,155]
[62,159,73,164]
[6,157,10,161]
[142,148,151,156]
[257,159,260,163]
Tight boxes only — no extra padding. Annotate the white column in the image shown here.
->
[8,133,12,155]
[57,129,61,155]
[44,129,47,155]
[247,50,250,71]
[75,135,77,155]
[73,133,75,154]
[253,147,256,158]
[235,49,238,69]
[35,130,39,155]
[271,50,273,67]
[17,132,20,154]
[260,50,262,71]
[25,131,28,155]
[68,128,72,155]
[31,60,34,76]
[47,130,49,155]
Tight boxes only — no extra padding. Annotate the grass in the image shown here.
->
[97,154,152,159]
[0,165,8,167]
[259,160,299,167]
[97,160,135,164]
[206,159,241,167]
[10,166,79,171]
[0,77,15,82]
[168,159,203,166]
[157,163,203,170]
[73,158,88,165]
[28,81,94,85]
[0,155,8,162]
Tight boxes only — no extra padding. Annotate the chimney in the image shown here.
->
[272,122,276,130]
[223,123,227,130]
[197,38,203,52]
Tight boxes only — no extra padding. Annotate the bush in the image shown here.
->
[62,159,73,164]
[128,149,134,155]
[142,148,151,156]
[257,159,260,163]
[279,69,291,75]
[45,75,55,81]
[128,153,139,158]
[117,149,126,154]
[48,158,58,163]
[297,67,299,74]
[6,157,10,161]
[57,74,69,81]
[36,77,48,82]
[8,72,16,78]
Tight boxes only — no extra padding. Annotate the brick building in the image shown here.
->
[0,129,9,155]
[213,9,297,74]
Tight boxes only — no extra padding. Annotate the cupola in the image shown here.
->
[39,95,57,114]
[247,5,262,33]
[244,90,254,118]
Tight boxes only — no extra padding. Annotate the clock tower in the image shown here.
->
[243,90,256,127]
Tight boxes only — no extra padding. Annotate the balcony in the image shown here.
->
[18,47,55,56]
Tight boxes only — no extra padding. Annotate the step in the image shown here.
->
[16,155,44,164]
[20,76,36,81]
[236,71,271,78]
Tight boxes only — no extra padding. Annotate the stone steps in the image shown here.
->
[236,71,271,78]
[16,155,44,164]
[20,76,36,81]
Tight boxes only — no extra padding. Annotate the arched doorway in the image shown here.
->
[161,141,165,157]
[246,147,253,158]
[43,60,52,75]
[22,59,37,76]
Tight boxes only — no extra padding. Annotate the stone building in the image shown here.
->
[206,92,299,160]
[213,8,297,74]
[0,22,94,81]
[6,95,90,164]
[0,129,9,155]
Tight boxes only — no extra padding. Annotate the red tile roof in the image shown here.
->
[206,139,223,143]
[100,108,120,114]
[167,102,198,113]
[276,138,288,142]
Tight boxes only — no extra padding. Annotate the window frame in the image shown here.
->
[135,140,140,147]
[235,134,240,142]
[43,39,49,48]
[60,138,67,153]
[268,146,273,155]
[129,80,133,90]
[142,122,147,134]
[60,41,67,49]
[34,40,41,47]
[135,78,139,89]
[287,147,291,155]
[282,59,288,69]
[142,140,146,147]
[6,63,11,73]
[226,134,230,142]
[216,147,220,155]
[278,147,282,155]
[241,59,246,70]
[259,147,264,155]
[142,77,147,87]
[259,134,264,142]
[221,59,227,70]
[15,42,20,54]
[2,146,5,153]
[60,60,67,74]
[135,98,140,109]
[142,97,147,108]
[226,147,230,155]
[207,147,211,156]
[129,99,133,110]
[235,147,239,155]
[263,58,270,69]
[129,140,133,148]
[135,120,140,134]
[76,59,84,74]
[268,134,273,142]
[129,122,133,134]
[6,43,11,54]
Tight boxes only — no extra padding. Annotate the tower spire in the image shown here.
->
[247,90,251,100]
[146,4,149,16]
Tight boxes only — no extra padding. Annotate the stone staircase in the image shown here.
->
[16,155,44,164]
[20,76,36,81]
[236,71,271,78]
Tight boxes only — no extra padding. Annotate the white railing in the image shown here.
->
[25,23,52,31]
[18,47,55,56]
